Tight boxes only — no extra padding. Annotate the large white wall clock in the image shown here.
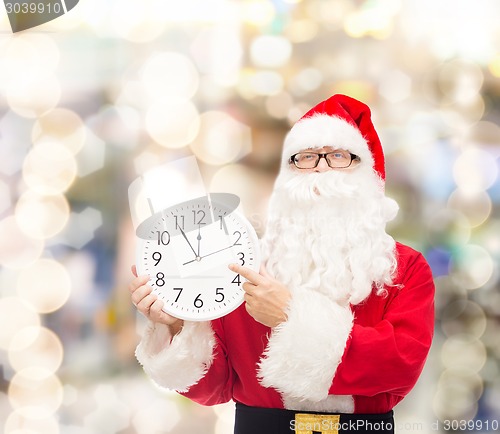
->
[129,158,260,321]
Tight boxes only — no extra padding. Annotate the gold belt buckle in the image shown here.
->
[294,413,340,434]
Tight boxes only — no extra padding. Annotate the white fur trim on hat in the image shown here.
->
[282,114,374,168]
[135,320,215,392]
[257,289,354,403]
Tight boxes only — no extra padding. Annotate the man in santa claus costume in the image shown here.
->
[129,94,435,433]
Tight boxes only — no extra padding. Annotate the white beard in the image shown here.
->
[260,165,399,305]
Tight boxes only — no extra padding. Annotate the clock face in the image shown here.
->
[135,199,260,321]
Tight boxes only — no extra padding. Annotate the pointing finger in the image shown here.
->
[228,263,265,285]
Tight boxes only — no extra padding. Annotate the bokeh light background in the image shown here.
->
[1,0,500,433]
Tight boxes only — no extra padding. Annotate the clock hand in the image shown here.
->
[178,226,199,259]
[197,224,202,257]
[182,243,235,266]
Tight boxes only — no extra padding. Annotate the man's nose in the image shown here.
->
[314,156,331,172]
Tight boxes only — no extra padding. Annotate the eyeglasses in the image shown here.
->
[289,150,360,169]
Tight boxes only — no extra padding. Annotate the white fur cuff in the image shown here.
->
[135,321,215,392]
[258,291,354,402]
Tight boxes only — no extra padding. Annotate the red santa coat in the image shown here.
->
[136,242,434,414]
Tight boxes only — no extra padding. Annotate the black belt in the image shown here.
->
[234,403,394,434]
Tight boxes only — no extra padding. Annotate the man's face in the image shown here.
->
[289,146,361,174]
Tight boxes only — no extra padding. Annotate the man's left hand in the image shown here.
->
[229,263,291,328]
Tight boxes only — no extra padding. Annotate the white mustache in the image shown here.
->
[280,171,359,202]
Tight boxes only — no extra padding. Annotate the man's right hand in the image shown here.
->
[129,265,184,335]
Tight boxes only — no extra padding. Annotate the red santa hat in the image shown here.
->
[283,94,385,181]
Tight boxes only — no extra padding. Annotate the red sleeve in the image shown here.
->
[330,249,435,398]
[180,321,235,406]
